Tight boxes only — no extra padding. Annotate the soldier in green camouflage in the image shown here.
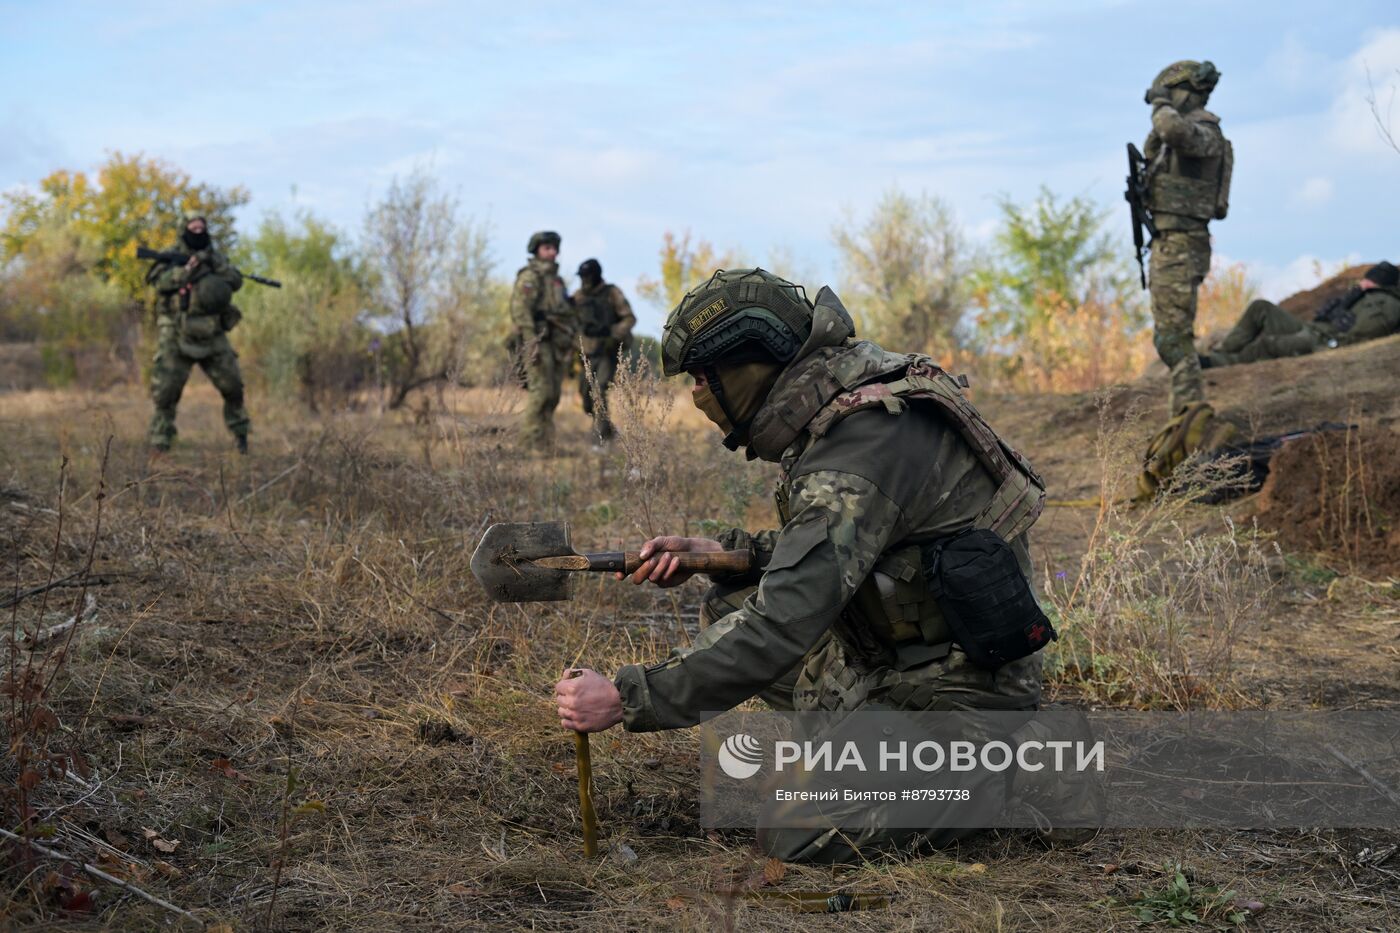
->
[556,269,1069,862]
[1143,60,1232,413]
[1201,261,1400,367]
[573,258,636,441]
[147,216,249,454]
[510,231,576,451]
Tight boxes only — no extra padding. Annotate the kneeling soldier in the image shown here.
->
[556,269,1080,862]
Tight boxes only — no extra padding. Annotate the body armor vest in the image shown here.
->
[770,349,1046,673]
[1147,112,1232,228]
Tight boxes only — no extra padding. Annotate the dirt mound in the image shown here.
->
[1277,264,1374,320]
[1254,427,1400,574]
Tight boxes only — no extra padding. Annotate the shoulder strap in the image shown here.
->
[809,358,1046,539]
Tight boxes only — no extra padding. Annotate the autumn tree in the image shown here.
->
[232,211,374,407]
[0,153,247,384]
[636,231,745,311]
[832,190,970,354]
[361,170,457,409]
[971,188,1148,392]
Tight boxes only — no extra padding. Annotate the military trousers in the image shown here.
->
[518,332,574,451]
[148,328,249,449]
[1149,230,1212,412]
[698,579,1041,863]
[579,350,619,440]
[1205,299,1324,366]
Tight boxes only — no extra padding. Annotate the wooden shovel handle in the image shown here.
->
[613,549,752,575]
[534,549,753,575]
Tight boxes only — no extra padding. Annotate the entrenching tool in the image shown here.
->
[470,521,752,602]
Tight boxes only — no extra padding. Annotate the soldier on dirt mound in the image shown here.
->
[572,258,635,442]
[509,231,576,452]
[146,216,250,455]
[1201,261,1400,368]
[555,269,1095,861]
[1142,59,1232,413]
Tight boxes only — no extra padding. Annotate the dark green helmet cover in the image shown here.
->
[660,268,813,377]
[527,230,561,254]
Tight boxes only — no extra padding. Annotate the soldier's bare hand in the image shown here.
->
[619,535,722,587]
[555,668,623,733]
[185,255,200,270]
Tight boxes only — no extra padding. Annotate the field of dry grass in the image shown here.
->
[2,350,1399,930]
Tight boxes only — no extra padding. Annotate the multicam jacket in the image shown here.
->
[573,282,636,357]
[510,257,575,349]
[614,288,1046,731]
[1144,105,1231,233]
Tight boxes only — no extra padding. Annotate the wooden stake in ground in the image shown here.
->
[566,670,600,858]
[575,730,599,858]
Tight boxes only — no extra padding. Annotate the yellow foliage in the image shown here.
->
[1,152,248,301]
[635,230,744,311]
[970,290,1154,394]
[1195,259,1259,343]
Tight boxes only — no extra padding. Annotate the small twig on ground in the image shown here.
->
[25,592,97,646]
[238,460,302,506]
[0,826,201,927]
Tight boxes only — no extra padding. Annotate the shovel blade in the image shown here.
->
[471,521,575,602]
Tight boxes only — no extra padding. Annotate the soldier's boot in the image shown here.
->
[235,434,248,455]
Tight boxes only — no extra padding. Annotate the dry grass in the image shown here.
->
[0,378,1396,930]
[1041,392,1278,709]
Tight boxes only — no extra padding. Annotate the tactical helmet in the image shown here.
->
[578,258,602,278]
[527,230,561,254]
[1151,60,1220,94]
[660,268,813,377]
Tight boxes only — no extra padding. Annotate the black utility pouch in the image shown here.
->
[921,528,1056,669]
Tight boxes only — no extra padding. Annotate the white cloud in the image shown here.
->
[1294,176,1334,207]
[1328,28,1400,154]
[1221,252,1365,302]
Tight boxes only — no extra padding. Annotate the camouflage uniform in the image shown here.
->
[615,280,1049,862]
[573,278,635,440]
[510,250,576,450]
[1144,61,1231,412]
[1205,287,1400,367]
[147,232,248,450]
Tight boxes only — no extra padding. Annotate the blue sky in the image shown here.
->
[3,1,1398,334]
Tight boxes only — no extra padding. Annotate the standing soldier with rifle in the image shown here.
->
[144,216,262,455]
[510,231,576,452]
[573,258,635,442]
[1130,60,1232,413]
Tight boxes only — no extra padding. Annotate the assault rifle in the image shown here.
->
[136,246,282,288]
[1124,142,1157,290]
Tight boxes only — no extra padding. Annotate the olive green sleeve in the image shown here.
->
[153,263,185,292]
[1341,291,1400,344]
[614,469,905,732]
[509,269,539,332]
[208,250,242,293]
[610,286,636,341]
[1151,105,1224,157]
[711,527,779,585]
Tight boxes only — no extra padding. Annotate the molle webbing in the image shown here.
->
[806,359,1046,540]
